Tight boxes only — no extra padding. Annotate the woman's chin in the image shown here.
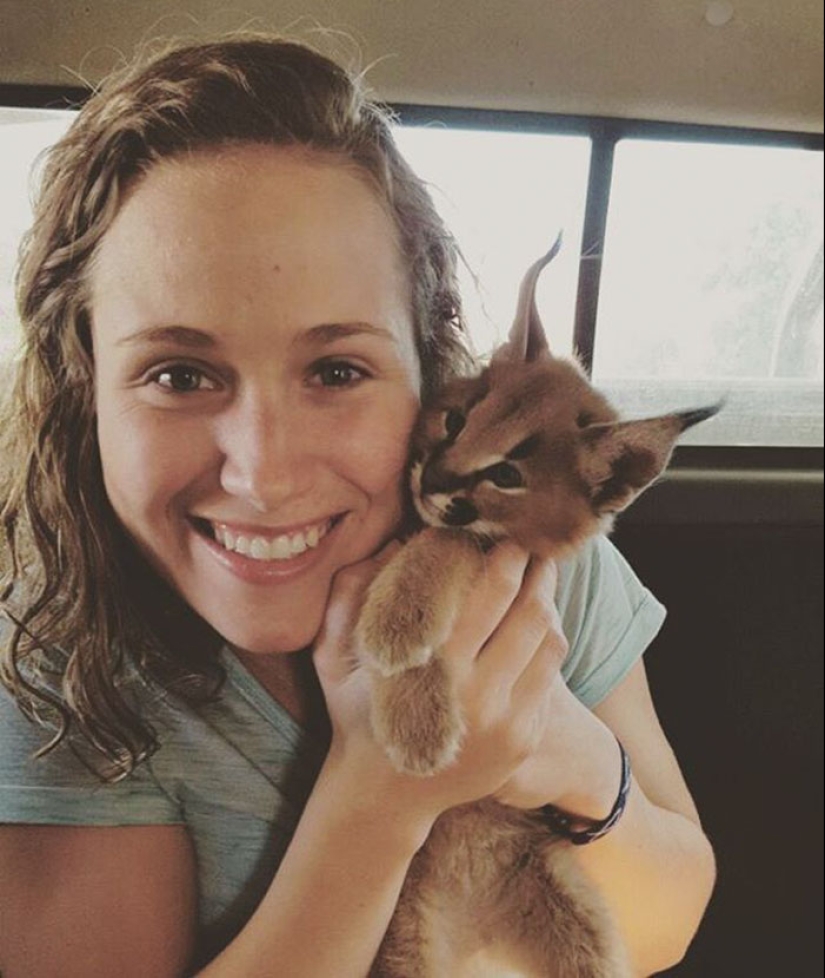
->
[217,617,324,656]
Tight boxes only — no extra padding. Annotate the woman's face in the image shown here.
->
[90,144,421,654]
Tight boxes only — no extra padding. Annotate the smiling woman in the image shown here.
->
[0,35,716,978]
[90,145,421,654]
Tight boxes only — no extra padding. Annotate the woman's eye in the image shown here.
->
[485,461,524,489]
[444,409,466,440]
[313,361,367,388]
[150,365,217,393]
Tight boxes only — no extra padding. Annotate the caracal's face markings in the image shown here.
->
[409,239,720,556]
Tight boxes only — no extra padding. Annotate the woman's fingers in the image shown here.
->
[314,538,573,816]
[477,557,567,686]
[314,541,402,685]
[438,542,530,673]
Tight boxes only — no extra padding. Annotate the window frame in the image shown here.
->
[1,83,822,525]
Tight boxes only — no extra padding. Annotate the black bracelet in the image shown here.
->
[537,739,631,846]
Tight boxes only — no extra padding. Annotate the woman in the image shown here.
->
[0,35,715,976]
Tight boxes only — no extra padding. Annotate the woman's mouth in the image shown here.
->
[194,516,338,563]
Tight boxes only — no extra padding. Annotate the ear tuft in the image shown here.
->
[494,231,563,365]
[676,401,725,431]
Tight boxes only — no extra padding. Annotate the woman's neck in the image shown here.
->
[233,646,330,741]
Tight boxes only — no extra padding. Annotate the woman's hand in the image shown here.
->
[491,586,630,820]
[313,541,569,831]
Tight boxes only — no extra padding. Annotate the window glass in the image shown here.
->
[594,138,823,446]
[394,126,591,356]
[0,108,75,359]
[1,116,590,363]
[2,108,821,449]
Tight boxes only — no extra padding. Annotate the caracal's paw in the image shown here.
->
[356,613,434,677]
[355,588,442,678]
[370,659,464,776]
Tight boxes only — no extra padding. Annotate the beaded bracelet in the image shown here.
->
[538,739,631,846]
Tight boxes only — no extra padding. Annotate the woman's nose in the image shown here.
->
[217,395,313,511]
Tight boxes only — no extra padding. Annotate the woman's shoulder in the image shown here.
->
[556,534,667,707]
[1,640,325,827]
[0,611,187,824]
[555,533,663,613]
[0,673,184,826]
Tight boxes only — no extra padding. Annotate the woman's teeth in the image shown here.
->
[212,521,330,561]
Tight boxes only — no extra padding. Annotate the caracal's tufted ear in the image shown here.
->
[580,405,722,514]
[493,231,563,365]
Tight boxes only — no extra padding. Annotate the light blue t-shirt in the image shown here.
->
[0,534,665,963]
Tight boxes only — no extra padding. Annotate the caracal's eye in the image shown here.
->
[444,409,466,440]
[484,461,524,489]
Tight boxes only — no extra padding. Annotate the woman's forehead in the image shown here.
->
[88,143,419,371]
[109,143,398,238]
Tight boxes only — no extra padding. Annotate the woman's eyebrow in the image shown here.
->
[303,321,396,344]
[116,324,217,349]
[117,322,394,348]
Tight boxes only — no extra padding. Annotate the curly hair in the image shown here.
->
[0,34,473,779]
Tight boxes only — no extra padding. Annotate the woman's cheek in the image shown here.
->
[99,408,208,528]
[358,398,419,492]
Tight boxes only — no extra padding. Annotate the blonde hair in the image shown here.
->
[0,35,472,778]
